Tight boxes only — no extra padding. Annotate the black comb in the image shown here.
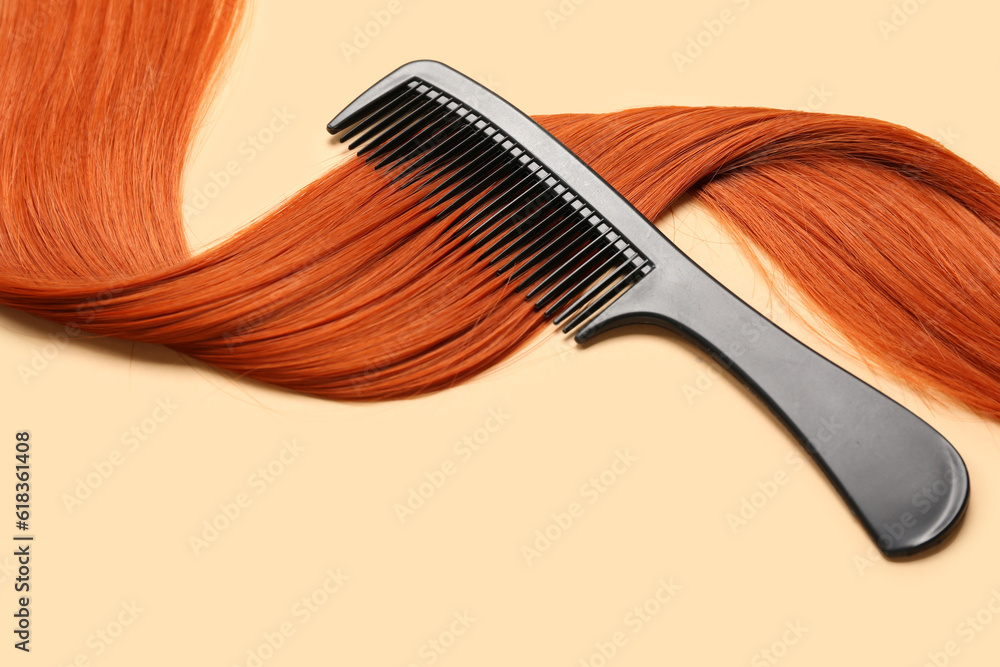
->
[328,60,968,558]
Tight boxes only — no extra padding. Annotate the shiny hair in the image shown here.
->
[3,0,1000,419]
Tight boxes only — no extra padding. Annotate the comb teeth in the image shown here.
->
[334,78,652,333]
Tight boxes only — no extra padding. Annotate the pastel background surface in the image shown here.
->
[2,0,999,665]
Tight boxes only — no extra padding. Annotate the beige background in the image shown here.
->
[3,0,1000,664]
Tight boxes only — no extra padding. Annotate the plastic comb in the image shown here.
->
[328,60,969,558]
